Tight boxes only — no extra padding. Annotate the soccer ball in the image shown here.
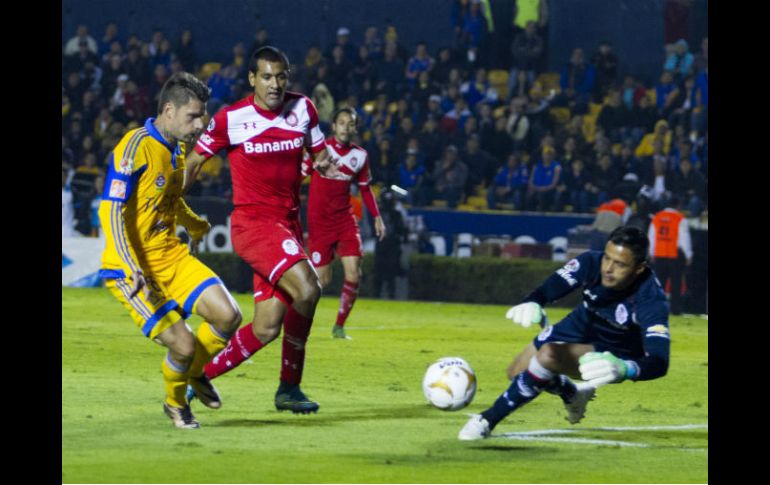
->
[422,357,477,411]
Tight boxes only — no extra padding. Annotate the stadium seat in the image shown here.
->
[514,235,537,244]
[488,69,509,101]
[466,196,488,210]
[535,72,561,93]
[549,107,571,125]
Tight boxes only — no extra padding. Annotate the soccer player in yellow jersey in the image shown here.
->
[98,72,242,429]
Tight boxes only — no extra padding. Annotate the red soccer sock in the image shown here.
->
[280,306,313,385]
[204,323,265,379]
[335,280,360,327]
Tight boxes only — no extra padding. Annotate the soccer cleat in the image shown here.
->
[274,384,320,414]
[458,414,491,441]
[332,325,352,340]
[187,374,222,409]
[564,382,596,424]
[163,402,200,429]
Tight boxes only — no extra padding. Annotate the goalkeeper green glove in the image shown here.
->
[578,351,639,386]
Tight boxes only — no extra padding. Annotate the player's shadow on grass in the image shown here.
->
[213,404,435,428]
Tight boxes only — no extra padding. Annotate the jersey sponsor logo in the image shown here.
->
[583,289,598,301]
[286,112,298,127]
[155,174,166,188]
[207,118,216,132]
[311,251,321,264]
[243,137,303,154]
[282,239,299,256]
[615,304,629,325]
[109,180,126,199]
[199,133,214,146]
[537,325,553,342]
[564,258,580,273]
[557,268,578,286]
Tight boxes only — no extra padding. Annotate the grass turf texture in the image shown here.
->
[62,287,708,483]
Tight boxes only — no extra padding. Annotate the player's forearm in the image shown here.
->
[521,273,575,306]
[359,184,381,217]
[183,151,208,192]
[630,336,670,381]
[175,197,207,231]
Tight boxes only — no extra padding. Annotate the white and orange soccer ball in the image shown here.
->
[422,357,477,411]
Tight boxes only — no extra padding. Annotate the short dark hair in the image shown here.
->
[249,45,290,74]
[332,107,357,123]
[157,72,209,114]
[607,226,649,265]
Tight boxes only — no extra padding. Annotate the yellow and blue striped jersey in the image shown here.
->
[98,118,187,278]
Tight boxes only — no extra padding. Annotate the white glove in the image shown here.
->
[505,302,547,328]
[578,351,632,387]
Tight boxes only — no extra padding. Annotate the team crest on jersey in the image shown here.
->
[155,174,166,189]
[350,157,358,169]
[282,239,299,256]
[286,112,298,127]
[207,118,216,132]
[311,251,321,264]
[646,324,669,337]
[564,258,580,273]
[615,304,629,324]
[108,180,126,199]
[118,157,132,174]
[537,325,553,342]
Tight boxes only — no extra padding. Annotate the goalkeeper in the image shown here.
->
[459,226,670,440]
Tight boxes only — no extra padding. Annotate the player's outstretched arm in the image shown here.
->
[183,151,209,193]
[175,197,211,255]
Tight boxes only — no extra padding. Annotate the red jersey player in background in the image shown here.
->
[184,46,338,414]
[304,108,386,340]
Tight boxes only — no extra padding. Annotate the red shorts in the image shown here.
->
[307,220,363,267]
[231,209,308,303]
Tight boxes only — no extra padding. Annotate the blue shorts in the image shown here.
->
[532,307,644,360]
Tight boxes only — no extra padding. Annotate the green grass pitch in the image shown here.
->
[62,287,707,483]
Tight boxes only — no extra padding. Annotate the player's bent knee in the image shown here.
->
[252,318,282,343]
[535,344,560,369]
[294,279,321,305]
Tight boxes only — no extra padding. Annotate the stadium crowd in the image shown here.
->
[62,0,707,239]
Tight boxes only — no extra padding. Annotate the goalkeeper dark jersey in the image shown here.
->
[523,251,670,381]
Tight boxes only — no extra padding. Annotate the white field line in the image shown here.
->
[495,423,708,451]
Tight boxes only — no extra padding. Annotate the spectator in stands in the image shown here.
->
[630,92,659,139]
[558,136,583,167]
[351,45,376,99]
[556,158,591,213]
[66,39,100,75]
[487,152,529,210]
[70,152,101,236]
[655,70,679,118]
[636,119,672,159]
[176,30,197,73]
[124,46,151,88]
[363,26,383,60]
[374,189,407,299]
[693,36,707,74]
[398,148,428,206]
[431,145,469,208]
[122,79,150,122]
[526,146,561,211]
[100,53,127,100]
[616,142,641,177]
[668,158,706,217]
[509,20,543,92]
[412,72,442,121]
[506,96,530,151]
[559,48,596,114]
[374,42,406,100]
[591,40,619,101]
[248,27,270,56]
[405,42,435,89]
[460,68,498,109]
[64,24,98,56]
[331,26,357,62]
[509,69,533,100]
[663,38,694,82]
[621,74,646,110]
[596,89,630,143]
[586,153,621,209]
[392,116,417,158]
[370,136,398,187]
[644,155,673,207]
[98,22,120,58]
[327,45,353,101]
[417,117,447,170]
[62,162,76,238]
[692,66,708,136]
[463,133,497,192]
[148,64,170,108]
[441,96,472,136]
[432,46,460,86]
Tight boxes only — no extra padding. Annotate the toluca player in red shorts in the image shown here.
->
[304,108,385,340]
[184,46,340,414]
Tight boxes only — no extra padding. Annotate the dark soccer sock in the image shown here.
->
[480,357,554,429]
[335,280,359,327]
[280,306,312,385]
[204,323,265,379]
[544,374,578,403]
